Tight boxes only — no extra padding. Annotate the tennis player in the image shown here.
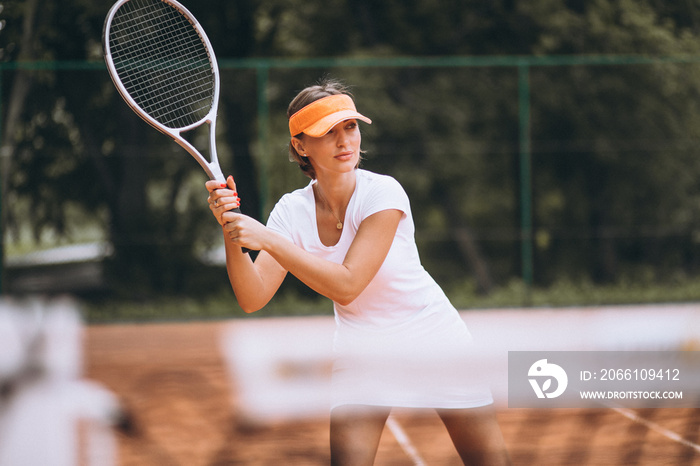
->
[206,79,511,465]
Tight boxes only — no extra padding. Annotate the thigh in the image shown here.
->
[437,406,512,466]
[330,405,391,466]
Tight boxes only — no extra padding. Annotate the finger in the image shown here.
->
[226,175,240,201]
[218,192,241,208]
[207,180,230,210]
[221,211,242,225]
[226,175,237,192]
[212,191,239,206]
[206,180,228,193]
[219,199,241,211]
[209,195,224,210]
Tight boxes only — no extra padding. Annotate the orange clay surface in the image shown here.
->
[85,320,700,465]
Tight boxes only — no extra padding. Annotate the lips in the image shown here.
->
[335,151,354,160]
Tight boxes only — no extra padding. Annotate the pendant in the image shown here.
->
[336,222,343,230]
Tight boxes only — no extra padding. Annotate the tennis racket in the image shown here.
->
[103,0,250,252]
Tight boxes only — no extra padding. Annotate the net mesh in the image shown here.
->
[107,0,214,129]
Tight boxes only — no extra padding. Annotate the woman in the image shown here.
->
[206,79,510,465]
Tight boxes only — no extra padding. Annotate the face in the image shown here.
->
[292,119,361,177]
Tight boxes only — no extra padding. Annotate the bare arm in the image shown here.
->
[207,178,403,311]
[223,208,402,306]
[221,237,288,313]
[206,178,286,313]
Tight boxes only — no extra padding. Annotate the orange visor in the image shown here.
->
[289,94,372,137]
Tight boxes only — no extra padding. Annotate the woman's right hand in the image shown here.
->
[205,176,240,226]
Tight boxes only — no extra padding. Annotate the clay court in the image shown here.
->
[84,305,700,465]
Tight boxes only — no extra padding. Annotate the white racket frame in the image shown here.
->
[103,0,225,182]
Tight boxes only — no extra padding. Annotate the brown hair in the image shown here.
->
[287,78,361,179]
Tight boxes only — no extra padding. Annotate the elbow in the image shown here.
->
[238,300,263,314]
[331,278,368,306]
[332,289,361,307]
[234,291,265,314]
[334,295,356,307]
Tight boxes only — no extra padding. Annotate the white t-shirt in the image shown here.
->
[267,169,449,329]
[267,169,493,408]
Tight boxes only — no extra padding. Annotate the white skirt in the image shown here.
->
[331,303,493,410]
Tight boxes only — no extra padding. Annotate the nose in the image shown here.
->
[336,127,350,147]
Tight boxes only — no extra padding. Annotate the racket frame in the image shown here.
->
[103,0,225,182]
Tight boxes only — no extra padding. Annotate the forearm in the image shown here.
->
[207,178,287,312]
[221,209,400,309]
[259,210,400,306]
[263,233,364,306]
[223,232,278,313]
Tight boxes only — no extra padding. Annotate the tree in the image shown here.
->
[4,0,700,301]
[3,0,233,296]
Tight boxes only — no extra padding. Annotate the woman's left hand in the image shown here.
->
[221,212,269,252]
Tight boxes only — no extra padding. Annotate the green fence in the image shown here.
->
[3,54,700,306]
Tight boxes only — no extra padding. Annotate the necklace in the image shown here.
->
[315,186,344,230]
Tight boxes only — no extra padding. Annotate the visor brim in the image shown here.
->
[302,111,372,137]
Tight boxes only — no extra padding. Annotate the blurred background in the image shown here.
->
[2,0,700,321]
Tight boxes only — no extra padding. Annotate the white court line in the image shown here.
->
[386,414,428,466]
[610,405,700,454]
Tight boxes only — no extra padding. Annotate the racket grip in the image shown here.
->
[231,206,251,255]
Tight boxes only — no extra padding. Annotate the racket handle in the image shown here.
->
[231,206,251,255]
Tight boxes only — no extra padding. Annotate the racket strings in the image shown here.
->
[112,3,211,125]
[112,3,211,122]
[108,0,214,129]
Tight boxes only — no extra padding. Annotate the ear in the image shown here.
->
[291,137,306,156]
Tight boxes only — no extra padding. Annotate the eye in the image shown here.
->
[346,121,358,129]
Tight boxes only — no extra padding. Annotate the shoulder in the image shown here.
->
[272,181,314,211]
[357,168,400,185]
[357,169,406,194]
[267,181,314,230]
[356,169,408,203]
[352,169,411,223]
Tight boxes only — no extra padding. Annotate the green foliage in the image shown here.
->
[81,275,700,323]
[448,275,700,310]
[3,0,700,308]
